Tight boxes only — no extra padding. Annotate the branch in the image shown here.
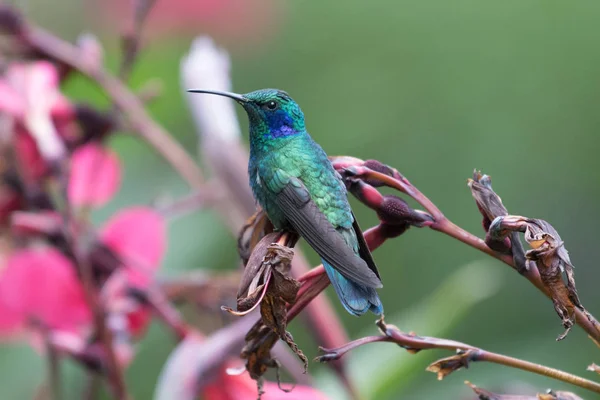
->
[316,319,600,396]
[55,158,128,398]
[156,185,222,219]
[118,0,157,81]
[464,381,584,400]
[73,250,129,399]
[335,159,600,343]
[42,325,62,400]
[129,287,190,341]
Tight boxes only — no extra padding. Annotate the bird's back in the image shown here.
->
[256,132,354,233]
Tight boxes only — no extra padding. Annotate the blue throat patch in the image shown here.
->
[266,110,299,138]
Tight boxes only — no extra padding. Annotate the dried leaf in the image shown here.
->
[255,244,306,370]
[537,389,585,400]
[242,323,279,381]
[238,244,307,398]
[489,216,598,340]
[238,209,274,266]
[259,245,299,333]
[237,231,279,298]
[426,350,474,380]
[521,219,584,340]
[465,381,537,399]
[468,170,509,228]
[464,382,583,400]
[262,272,306,372]
[232,232,280,317]
[587,363,600,375]
[468,172,527,268]
[234,279,269,314]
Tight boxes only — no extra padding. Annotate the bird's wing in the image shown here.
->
[269,170,382,289]
[351,213,381,280]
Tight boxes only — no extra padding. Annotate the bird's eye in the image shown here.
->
[265,100,278,110]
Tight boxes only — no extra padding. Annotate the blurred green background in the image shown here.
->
[2,0,600,399]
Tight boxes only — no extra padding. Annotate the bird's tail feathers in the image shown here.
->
[322,260,383,316]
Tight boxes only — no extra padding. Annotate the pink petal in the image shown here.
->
[0,248,91,335]
[68,143,121,208]
[28,61,74,120]
[51,96,75,121]
[101,207,167,287]
[0,80,26,116]
[0,297,23,335]
[2,61,72,120]
[127,308,152,337]
[8,61,61,112]
[102,271,153,338]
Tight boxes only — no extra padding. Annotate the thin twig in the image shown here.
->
[316,321,600,395]
[132,287,189,341]
[156,184,222,219]
[118,0,157,81]
[53,136,129,397]
[76,251,129,400]
[58,167,128,400]
[44,327,62,400]
[83,373,101,400]
[22,22,204,189]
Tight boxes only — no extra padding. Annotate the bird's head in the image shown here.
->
[187,88,306,140]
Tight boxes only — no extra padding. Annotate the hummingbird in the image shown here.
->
[188,88,383,316]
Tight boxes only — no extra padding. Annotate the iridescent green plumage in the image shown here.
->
[188,88,383,316]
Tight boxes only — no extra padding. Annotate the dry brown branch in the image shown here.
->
[316,319,600,396]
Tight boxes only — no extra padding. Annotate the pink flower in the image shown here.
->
[0,61,75,183]
[100,207,166,288]
[0,61,70,120]
[0,61,72,162]
[100,207,167,336]
[68,142,121,208]
[0,248,91,336]
[0,207,167,341]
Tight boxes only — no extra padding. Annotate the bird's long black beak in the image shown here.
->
[187,89,248,103]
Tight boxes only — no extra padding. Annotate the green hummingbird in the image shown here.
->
[188,88,383,316]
